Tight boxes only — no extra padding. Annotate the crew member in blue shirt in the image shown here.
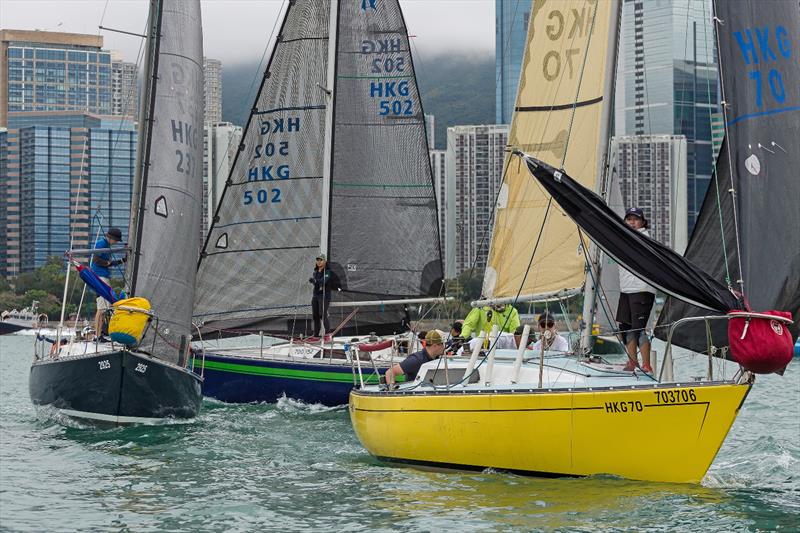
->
[385,330,446,385]
[90,227,124,338]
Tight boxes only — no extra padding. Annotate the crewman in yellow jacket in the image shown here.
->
[461,304,520,339]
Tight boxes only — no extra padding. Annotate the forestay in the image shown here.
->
[128,0,204,363]
[656,0,800,352]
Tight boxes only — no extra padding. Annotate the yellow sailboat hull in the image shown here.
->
[349,382,751,483]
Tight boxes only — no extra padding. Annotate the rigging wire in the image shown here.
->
[445,0,602,386]
[55,7,148,334]
[706,2,736,290]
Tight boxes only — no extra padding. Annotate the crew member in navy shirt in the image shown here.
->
[385,330,446,385]
[308,253,341,336]
[90,227,124,338]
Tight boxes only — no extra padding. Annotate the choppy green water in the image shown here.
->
[1,334,798,532]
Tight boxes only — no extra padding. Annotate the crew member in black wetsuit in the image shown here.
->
[384,330,446,386]
[309,253,340,336]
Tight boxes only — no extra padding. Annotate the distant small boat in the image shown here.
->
[0,301,47,335]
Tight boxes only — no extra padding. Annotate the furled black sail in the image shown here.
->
[193,0,443,337]
[656,0,800,352]
[128,0,204,362]
[521,156,741,313]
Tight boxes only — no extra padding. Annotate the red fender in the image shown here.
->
[358,339,393,352]
[728,311,794,374]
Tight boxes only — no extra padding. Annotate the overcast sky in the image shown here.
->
[1,0,495,65]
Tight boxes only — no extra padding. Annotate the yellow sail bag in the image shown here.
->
[109,297,152,347]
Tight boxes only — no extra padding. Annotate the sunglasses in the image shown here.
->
[539,322,555,328]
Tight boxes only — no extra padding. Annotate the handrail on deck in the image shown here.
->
[661,311,794,382]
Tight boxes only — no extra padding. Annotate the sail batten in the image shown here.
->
[484,0,619,300]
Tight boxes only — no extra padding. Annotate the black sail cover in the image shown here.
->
[522,156,741,313]
[656,0,800,352]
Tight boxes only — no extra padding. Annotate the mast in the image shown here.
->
[579,0,622,353]
[319,0,339,257]
[127,0,162,294]
[130,0,205,362]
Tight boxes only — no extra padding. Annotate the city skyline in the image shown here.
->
[0,0,495,67]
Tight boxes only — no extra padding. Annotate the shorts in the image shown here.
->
[96,277,111,311]
[616,292,655,331]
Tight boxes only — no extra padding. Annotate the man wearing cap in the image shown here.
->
[530,311,570,352]
[385,329,446,385]
[308,253,341,336]
[617,208,657,373]
[90,227,125,338]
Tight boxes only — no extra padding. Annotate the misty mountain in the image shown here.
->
[221,52,496,150]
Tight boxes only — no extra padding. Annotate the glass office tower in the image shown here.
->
[495,0,533,125]
[618,0,718,231]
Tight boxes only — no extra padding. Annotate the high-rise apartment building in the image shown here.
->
[202,122,242,239]
[0,128,7,272]
[617,0,718,231]
[111,51,138,119]
[203,57,222,124]
[1,113,135,276]
[429,149,453,277]
[0,30,113,127]
[424,113,435,149]
[495,0,532,124]
[446,124,509,276]
[613,134,688,253]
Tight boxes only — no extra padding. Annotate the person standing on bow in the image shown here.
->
[617,207,657,373]
[90,227,125,339]
[309,253,341,337]
[461,303,520,339]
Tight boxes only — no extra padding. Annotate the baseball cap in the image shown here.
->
[425,330,443,346]
[625,207,645,220]
[316,253,326,261]
[106,227,123,240]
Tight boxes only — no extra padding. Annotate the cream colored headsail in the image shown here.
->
[483,0,619,300]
